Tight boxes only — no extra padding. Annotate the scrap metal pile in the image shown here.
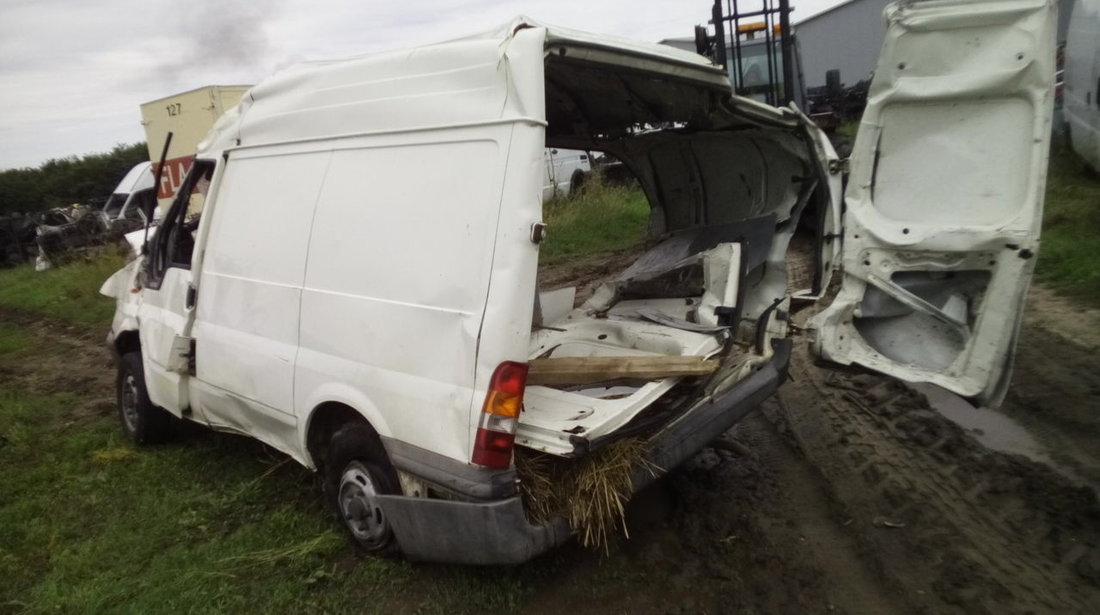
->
[0,204,134,270]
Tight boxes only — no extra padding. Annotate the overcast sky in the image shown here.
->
[0,0,846,171]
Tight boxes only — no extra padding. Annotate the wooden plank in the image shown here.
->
[526,355,718,386]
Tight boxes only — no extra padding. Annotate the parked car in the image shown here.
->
[101,0,1055,565]
[543,148,590,199]
[1064,0,1100,170]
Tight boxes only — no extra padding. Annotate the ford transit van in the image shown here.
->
[102,1,1055,565]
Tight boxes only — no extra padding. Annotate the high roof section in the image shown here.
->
[199,17,792,158]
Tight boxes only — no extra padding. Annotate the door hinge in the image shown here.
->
[829,158,850,175]
[185,285,197,309]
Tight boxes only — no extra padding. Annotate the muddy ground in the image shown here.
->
[9,252,1100,614]
[533,250,1100,615]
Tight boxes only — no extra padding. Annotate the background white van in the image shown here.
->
[1064,0,1100,169]
[543,148,591,200]
[100,162,155,233]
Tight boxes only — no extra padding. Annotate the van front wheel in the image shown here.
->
[117,351,172,444]
[324,423,399,554]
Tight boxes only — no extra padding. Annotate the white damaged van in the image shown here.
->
[102,0,1056,565]
[100,162,156,234]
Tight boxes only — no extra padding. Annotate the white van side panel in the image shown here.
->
[296,126,513,464]
[191,149,331,446]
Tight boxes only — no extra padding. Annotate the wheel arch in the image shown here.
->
[113,329,142,358]
[303,401,391,473]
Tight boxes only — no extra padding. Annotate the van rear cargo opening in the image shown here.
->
[515,29,827,463]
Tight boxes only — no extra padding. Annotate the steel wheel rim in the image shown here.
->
[338,461,389,547]
[121,373,140,433]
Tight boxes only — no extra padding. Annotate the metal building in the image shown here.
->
[795,0,1076,91]
[794,0,894,91]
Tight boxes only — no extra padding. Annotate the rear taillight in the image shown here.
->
[471,361,528,469]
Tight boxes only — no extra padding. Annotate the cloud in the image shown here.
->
[0,0,845,170]
[153,0,286,85]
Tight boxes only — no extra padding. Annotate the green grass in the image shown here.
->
[836,120,860,143]
[0,261,576,612]
[1037,146,1100,305]
[0,251,126,325]
[0,378,567,614]
[539,175,650,263]
[0,322,32,356]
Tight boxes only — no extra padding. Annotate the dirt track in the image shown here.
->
[520,307,1099,613]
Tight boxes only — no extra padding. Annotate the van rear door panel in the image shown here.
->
[812,0,1057,406]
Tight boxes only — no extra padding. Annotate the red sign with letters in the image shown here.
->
[151,156,195,201]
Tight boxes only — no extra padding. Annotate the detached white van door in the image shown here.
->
[812,0,1057,406]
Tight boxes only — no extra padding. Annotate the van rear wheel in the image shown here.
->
[569,170,587,195]
[324,423,400,554]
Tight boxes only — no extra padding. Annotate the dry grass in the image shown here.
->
[516,437,659,553]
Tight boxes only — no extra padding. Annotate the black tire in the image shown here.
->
[323,423,401,555]
[569,170,587,196]
[117,351,172,444]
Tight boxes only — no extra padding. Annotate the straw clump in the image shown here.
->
[515,437,658,552]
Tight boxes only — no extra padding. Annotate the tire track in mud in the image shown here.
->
[737,409,913,615]
[777,345,1100,614]
[1001,322,1100,491]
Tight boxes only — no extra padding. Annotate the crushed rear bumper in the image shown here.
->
[376,338,792,565]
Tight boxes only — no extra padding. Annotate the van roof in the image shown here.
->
[111,161,154,195]
[198,17,754,158]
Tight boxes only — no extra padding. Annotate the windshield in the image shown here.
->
[724,40,786,103]
[103,193,127,218]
